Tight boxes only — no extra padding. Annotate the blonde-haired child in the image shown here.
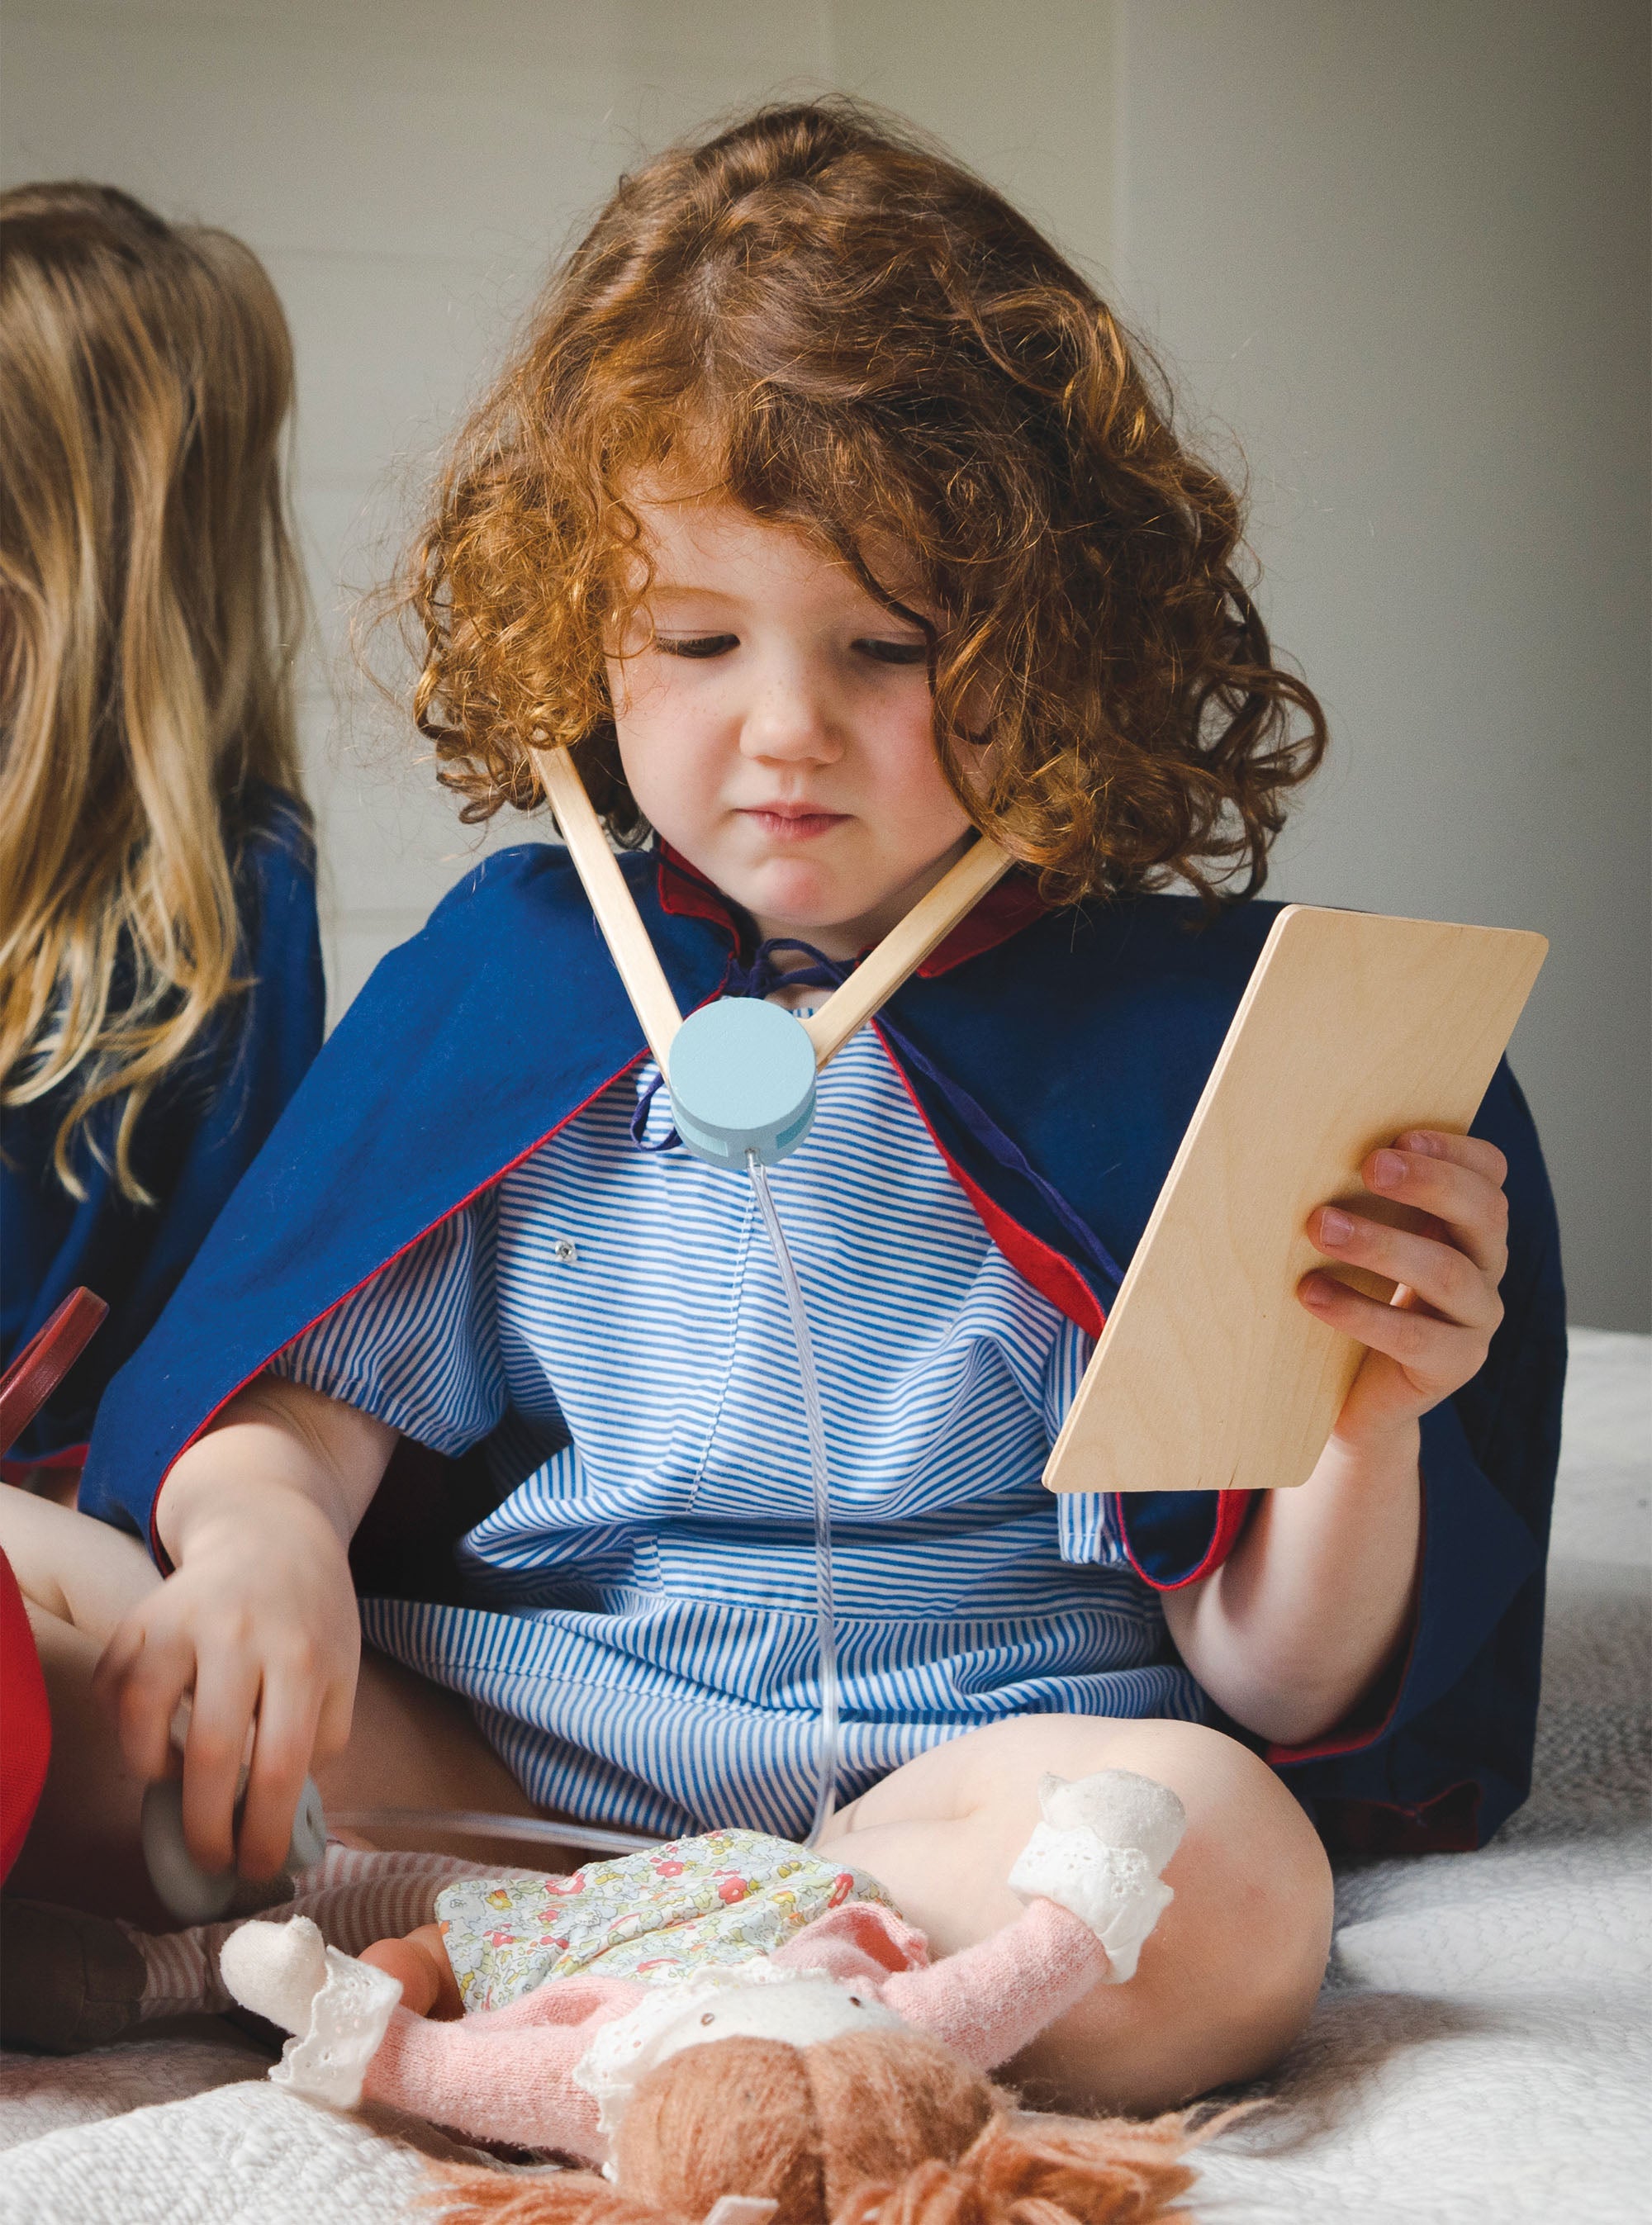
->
[0,181,324,1474]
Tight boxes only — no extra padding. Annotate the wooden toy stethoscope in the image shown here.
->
[537,747,1013,1165]
[141,752,1017,1909]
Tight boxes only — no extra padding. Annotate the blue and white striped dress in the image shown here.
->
[272,1024,1203,1839]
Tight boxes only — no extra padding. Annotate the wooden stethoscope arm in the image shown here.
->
[538,745,1013,1076]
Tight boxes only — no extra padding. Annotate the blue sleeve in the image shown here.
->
[0,790,326,1459]
[268,1193,507,1455]
[1042,1314,1125,1567]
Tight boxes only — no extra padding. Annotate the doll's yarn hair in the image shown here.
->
[429,2028,1194,2225]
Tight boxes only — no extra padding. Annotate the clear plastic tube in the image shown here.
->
[329,1809,661,1860]
[320,1157,843,1867]
[747,1150,840,1848]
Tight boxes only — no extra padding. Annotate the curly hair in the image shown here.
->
[392,98,1325,906]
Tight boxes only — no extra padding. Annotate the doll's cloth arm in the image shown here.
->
[361,1979,635,2160]
[221,1914,634,2161]
[877,1896,1108,2071]
[769,1897,933,1981]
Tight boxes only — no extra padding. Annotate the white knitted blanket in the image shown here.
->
[2,1330,1647,2224]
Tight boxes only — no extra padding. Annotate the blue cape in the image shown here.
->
[2,792,325,1464]
[80,843,1565,1853]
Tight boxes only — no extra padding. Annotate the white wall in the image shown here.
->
[1,1,836,1013]
[1113,0,1650,1330]
[3,2,1645,1325]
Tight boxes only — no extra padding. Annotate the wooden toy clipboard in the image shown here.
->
[1043,907,1547,1497]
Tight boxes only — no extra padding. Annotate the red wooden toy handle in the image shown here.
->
[0,1288,108,1459]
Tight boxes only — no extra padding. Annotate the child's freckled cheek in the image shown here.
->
[610,673,714,829]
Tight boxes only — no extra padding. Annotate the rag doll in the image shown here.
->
[219,1769,1199,2223]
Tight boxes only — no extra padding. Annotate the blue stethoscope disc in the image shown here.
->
[667,995,817,1169]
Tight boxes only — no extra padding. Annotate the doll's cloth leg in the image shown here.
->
[0,1897,150,2053]
[360,1978,629,2159]
[131,1843,539,2017]
[878,1895,1108,2070]
[874,1768,1186,2069]
[221,1917,407,2106]
[221,1916,628,2160]
[1005,1767,1187,1981]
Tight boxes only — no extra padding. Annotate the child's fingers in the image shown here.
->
[1364,1134,1510,1276]
[94,1617,193,1786]
[1298,1271,1487,1392]
[1308,1207,1502,1333]
[181,1651,261,1873]
[1395,1129,1507,1184]
[313,1667,357,1768]
[238,1673,323,1879]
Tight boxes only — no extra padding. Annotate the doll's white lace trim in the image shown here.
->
[1006,1768,1187,1983]
[270,1947,403,2109]
[575,1957,819,2156]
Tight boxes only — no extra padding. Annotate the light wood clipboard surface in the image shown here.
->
[1043,906,1547,1497]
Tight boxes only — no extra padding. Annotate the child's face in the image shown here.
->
[605,489,976,959]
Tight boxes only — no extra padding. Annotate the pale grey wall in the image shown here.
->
[4,2,1645,1325]
[0,0,1119,1010]
[1111,0,1650,1330]
[0,1,840,1013]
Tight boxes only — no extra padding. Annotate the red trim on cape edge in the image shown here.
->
[871,1022,1104,1340]
[656,844,737,933]
[1,1444,88,1482]
[917,871,1046,975]
[145,1050,663,1570]
[655,843,1046,975]
[1114,1487,1256,1595]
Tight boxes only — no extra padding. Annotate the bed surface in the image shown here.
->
[3,1329,1646,2224]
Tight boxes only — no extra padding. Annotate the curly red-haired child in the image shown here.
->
[8,102,1556,2138]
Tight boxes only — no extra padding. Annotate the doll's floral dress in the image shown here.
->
[436,1828,899,2010]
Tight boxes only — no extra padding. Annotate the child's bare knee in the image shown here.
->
[1009,1724,1332,2113]
[1206,1754,1332,2068]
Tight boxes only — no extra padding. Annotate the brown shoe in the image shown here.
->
[0,1895,147,2053]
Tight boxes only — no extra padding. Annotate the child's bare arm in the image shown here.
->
[1162,1130,1509,1746]
[93,1376,396,1880]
